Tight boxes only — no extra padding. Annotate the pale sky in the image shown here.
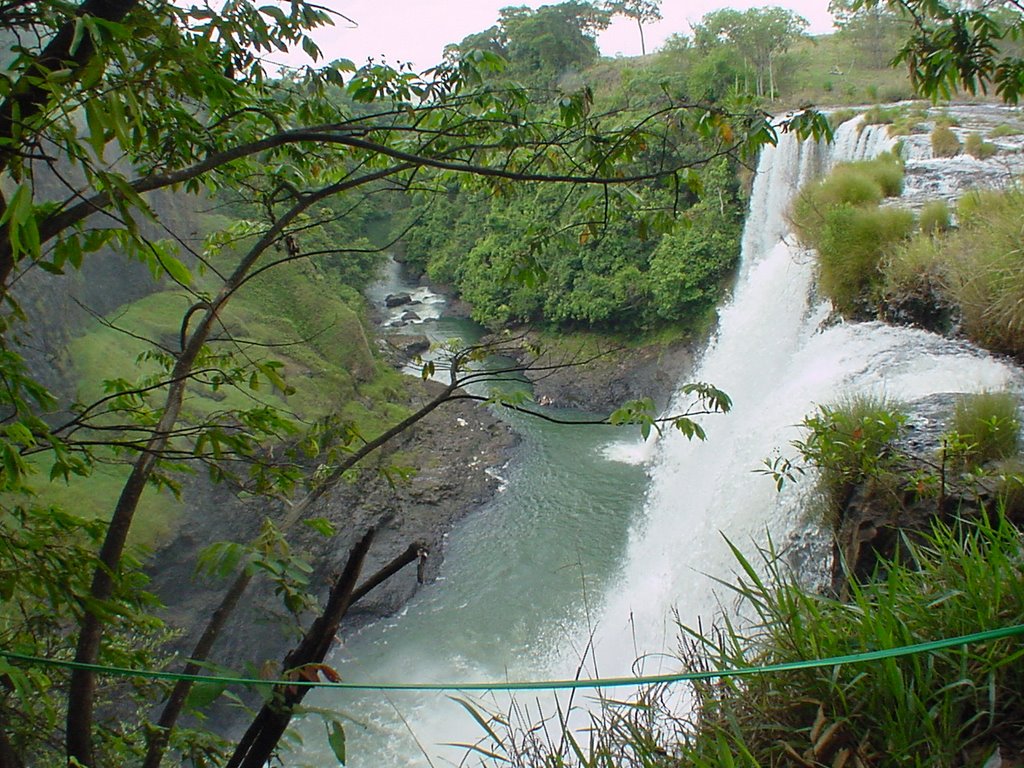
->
[283,1,836,72]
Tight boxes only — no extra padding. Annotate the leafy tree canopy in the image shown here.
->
[451,1,611,83]
[693,6,809,99]
[859,0,1024,103]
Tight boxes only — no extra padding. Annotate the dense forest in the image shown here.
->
[2,0,1024,766]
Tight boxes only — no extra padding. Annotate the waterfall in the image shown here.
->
[580,117,1020,676]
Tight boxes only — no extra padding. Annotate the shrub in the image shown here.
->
[816,203,916,315]
[861,104,900,125]
[858,152,905,197]
[964,131,997,159]
[990,122,1024,138]
[919,199,951,234]
[791,154,904,249]
[931,124,962,157]
[793,395,908,523]
[949,391,1021,468]
[879,232,955,330]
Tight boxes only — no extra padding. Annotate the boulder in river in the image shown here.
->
[386,333,431,358]
[385,292,413,308]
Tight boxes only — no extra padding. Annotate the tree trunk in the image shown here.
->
[226,530,375,768]
[143,542,425,768]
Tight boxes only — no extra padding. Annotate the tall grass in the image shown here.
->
[919,198,951,234]
[990,123,1024,138]
[678,512,1024,767]
[880,186,1024,359]
[965,131,997,159]
[792,153,904,240]
[476,513,1024,767]
[945,188,1024,358]
[815,204,916,315]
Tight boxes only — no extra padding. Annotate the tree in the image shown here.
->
[829,0,908,68]
[0,0,828,764]
[605,0,662,56]
[694,7,809,100]
[452,2,611,84]
[859,0,1024,103]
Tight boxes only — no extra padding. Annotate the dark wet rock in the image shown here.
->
[385,333,431,359]
[384,292,413,308]
[401,310,421,322]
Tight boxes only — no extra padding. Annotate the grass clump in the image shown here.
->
[949,391,1021,468]
[879,230,955,330]
[791,153,904,238]
[945,188,1024,357]
[816,204,915,315]
[889,105,929,135]
[881,186,1024,357]
[678,512,1024,767]
[827,108,858,129]
[860,104,900,125]
[792,153,911,316]
[919,198,951,234]
[956,187,1009,225]
[990,122,1024,138]
[931,124,962,157]
[965,131,998,159]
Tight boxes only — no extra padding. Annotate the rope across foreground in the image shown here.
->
[3,623,1023,693]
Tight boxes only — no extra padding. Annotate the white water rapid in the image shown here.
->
[579,116,1020,678]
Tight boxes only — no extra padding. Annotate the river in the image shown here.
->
[292,262,653,765]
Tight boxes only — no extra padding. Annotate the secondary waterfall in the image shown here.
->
[580,115,1019,676]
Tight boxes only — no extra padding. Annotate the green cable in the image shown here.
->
[3,623,1023,693]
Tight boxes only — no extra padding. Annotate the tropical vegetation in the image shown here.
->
[2,0,1024,764]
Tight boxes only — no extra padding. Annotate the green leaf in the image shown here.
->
[84,99,107,159]
[303,517,335,537]
[326,720,346,765]
[159,254,192,286]
[185,680,228,711]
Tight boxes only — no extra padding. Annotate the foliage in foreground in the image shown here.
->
[679,512,1024,767]
[475,512,1024,767]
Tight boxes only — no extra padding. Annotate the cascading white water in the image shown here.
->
[578,116,1020,676]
